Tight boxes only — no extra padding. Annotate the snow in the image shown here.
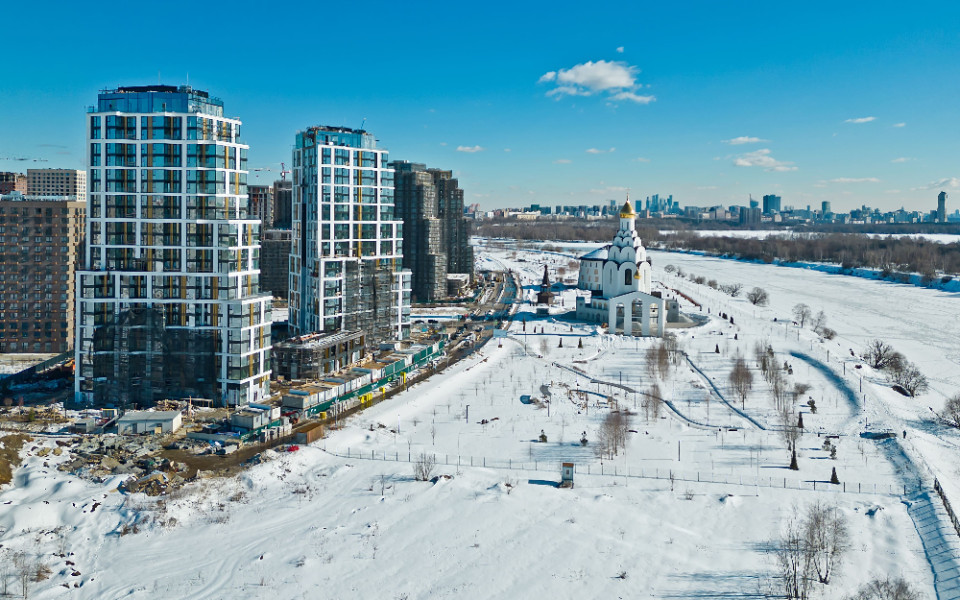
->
[1,240,958,598]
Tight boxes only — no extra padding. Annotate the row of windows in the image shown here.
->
[89,143,247,169]
[90,116,240,142]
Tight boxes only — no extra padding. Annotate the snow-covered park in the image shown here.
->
[1,240,959,599]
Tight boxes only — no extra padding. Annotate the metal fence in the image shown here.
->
[934,478,960,539]
[325,446,916,497]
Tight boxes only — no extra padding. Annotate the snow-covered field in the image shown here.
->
[1,240,959,599]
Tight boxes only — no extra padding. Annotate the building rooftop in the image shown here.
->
[93,85,224,116]
[116,410,181,423]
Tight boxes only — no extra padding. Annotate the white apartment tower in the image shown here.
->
[76,85,271,407]
[290,126,410,344]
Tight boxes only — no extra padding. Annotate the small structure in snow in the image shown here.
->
[560,462,574,488]
[116,411,182,435]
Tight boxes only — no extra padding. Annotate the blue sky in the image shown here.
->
[1,0,958,212]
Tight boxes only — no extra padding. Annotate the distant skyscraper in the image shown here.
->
[76,85,272,407]
[938,191,947,223]
[0,193,85,353]
[822,201,831,215]
[762,194,781,214]
[272,179,292,228]
[290,126,410,344]
[739,206,761,225]
[27,168,86,198]
[392,161,474,303]
[749,195,759,209]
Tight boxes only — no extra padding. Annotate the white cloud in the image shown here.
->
[616,46,624,53]
[634,157,650,163]
[585,147,616,154]
[890,157,912,163]
[439,142,447,146]
[723,136,768,145]
[844,116,876,124]
[884,189,901,194]
[609,91,656,104]
[456,145,484,153]
[893,122,906,127]
[732,148,797,172]
[913,177,960,191]
[827,177,880,183]
[553,159,572,164]
[503,148,511,153]
[538,59,654,104]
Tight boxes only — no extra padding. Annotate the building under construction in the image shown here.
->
[391,161,474,303]
[271,330,365,380]
[289,126,411,348]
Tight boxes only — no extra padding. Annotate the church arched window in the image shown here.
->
[624,269,632,285]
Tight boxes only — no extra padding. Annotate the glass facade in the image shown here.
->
[290,126,410,345]
[76,86,271,408]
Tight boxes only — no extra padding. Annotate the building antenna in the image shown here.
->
[359,118,366,131]
[158,71,161,84]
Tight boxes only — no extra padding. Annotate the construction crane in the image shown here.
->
[250,167,273,180]
[280,162,291,181]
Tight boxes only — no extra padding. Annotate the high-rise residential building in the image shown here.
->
[762,194,781,214]
[290,126,410,346]
[248,183,274,228]
[0,172,27,195]
[260,229,291,298]
[27,168,86,198]
[272,179,292,228]
[938,191,947,223]
[76,85,272,407]
[0,193,85,353]
[391,161,474,303]
[739,206,761,225]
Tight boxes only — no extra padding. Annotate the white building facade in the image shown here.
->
[76,85,272,407]
[576,200,665,336]
[289,126,410,345]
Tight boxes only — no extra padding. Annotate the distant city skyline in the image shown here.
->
[2,1,959,212]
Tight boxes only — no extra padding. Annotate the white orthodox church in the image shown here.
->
[575,199,668,336]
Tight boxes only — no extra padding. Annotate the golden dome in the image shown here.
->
[619,200,636,218]
[634,272,641,280]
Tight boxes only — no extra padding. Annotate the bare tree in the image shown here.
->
[863,340,897,370]
[13,550,30,599]
[729,356,754,409]
[772,503,849,599]
[805,502,849,584]
[747,287,770,306]
[538,337,550,357]
[811,310,828,335]
[0,549,10,597]
[774,515,815,600]
[644,384,663,421]
[886,361,929,397]
[792,383,811,403]
[941,394,960,429]
[656,343,671,380]
[720,283,743,297]
[596,411,632,459]
[846,577,922,600]
[792,303,812,327]
[413,452,436,481]
[769,367,788,411]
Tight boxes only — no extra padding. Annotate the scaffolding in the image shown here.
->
[90,306,217,407]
